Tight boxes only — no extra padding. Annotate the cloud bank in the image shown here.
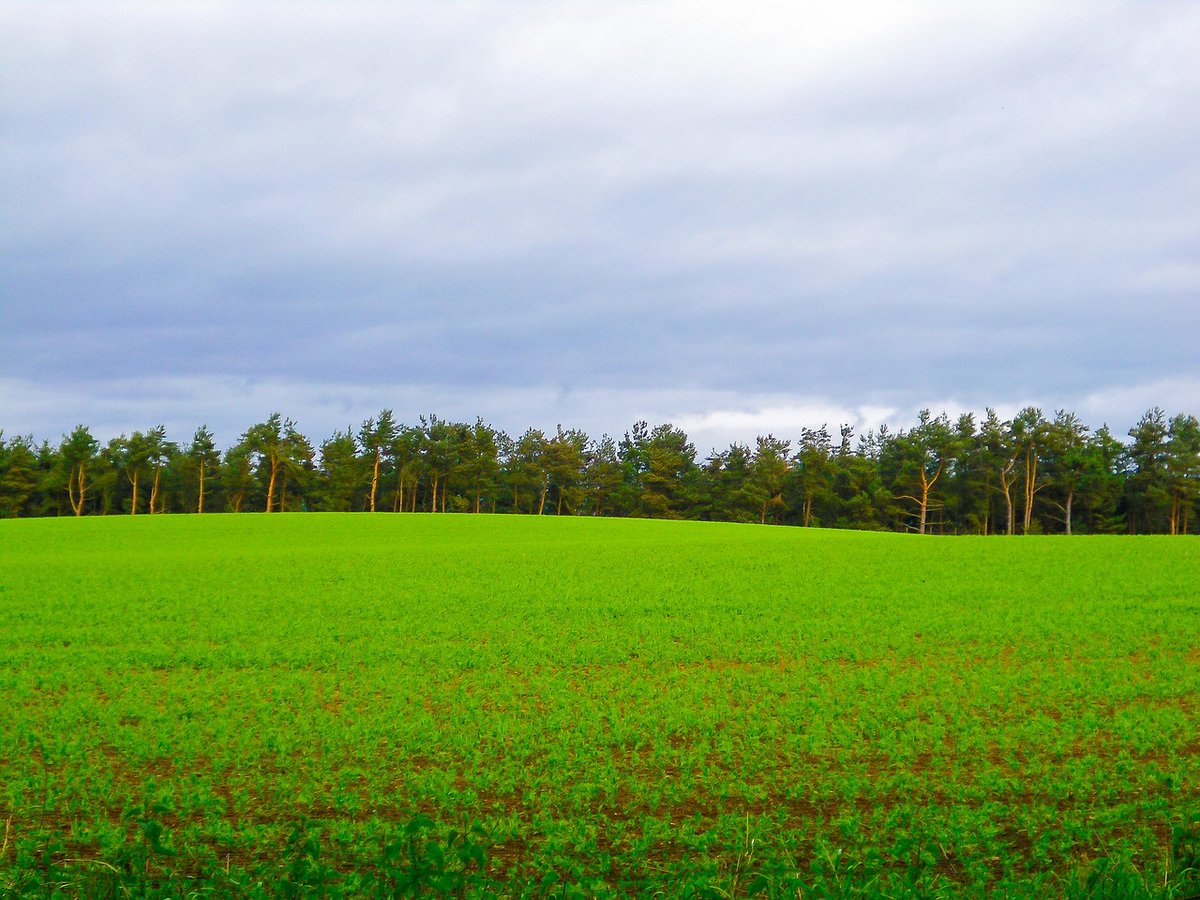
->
[3,2,1198,451]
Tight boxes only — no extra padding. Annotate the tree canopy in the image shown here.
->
[2,407,1198,534]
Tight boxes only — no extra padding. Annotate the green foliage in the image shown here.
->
[314,430,362,512]
[0,516,1198,897]
[7,404,1200,533]
[1126,408,1172,534]
[0,433,39,517]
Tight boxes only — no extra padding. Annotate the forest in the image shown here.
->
[1,406,1198,535]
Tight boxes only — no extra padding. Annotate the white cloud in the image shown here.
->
[1075,377,1200,431]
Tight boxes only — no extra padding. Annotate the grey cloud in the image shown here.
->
[3,2,1198,444]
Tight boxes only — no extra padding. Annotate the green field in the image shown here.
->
[1,515,1198,898]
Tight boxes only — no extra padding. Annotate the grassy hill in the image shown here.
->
[1,515,1197,896]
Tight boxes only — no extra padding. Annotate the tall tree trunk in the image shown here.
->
[130,470,139,515]
[901,466,940,535]
[430,473,439,512]
[1022,451,1038,533]
[920,467,938,535]
[197,464,205,513]
[370,450,381,512]
[1064,488,1074,536]
[266,456,279,512]
[69,463,85,516]
[537,483,548,515]
[1000,457,1017,535]
[149,467,161,514]
[803,495,813,528]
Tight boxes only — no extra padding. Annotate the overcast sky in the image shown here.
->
[3,1,1198,453]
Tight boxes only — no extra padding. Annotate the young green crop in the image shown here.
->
[0,514,1197,897]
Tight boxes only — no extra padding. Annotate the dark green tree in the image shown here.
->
[421,415,465,513]
[637,424,697,519]
[545,426,589,515]
[314,429,360,512]
[507,428,548,515]
[583,435,623,516]
[58,425,98,516]
[187,426,219,514]
[1043,410,1089,535]
[111,431,150,515]
[0,433,38,517]
[886,410,955,535]
[1010,407,1050,534]
[749,435,791,525]
[1166,413,1200,535]
[700,443,757,524]
[391,424,425,513]
[359,410,396,513]
[615,421,651,517]
[943,414,990,534]
[277,420,314,512]
[460,418,502,514]
[144,425,176,514]
[794,426,836,527]
[979,409,1019,535]
[96,436,126,515]
[1075,425,1126,534]
[222,443,255,513]
[243,414,286,513]
[1125,408,1170,534]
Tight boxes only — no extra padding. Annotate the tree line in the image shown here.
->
[1,406,1198,534]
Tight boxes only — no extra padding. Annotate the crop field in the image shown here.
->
[0,515,1198,898]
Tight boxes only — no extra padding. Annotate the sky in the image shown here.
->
[3,1,1198,454]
